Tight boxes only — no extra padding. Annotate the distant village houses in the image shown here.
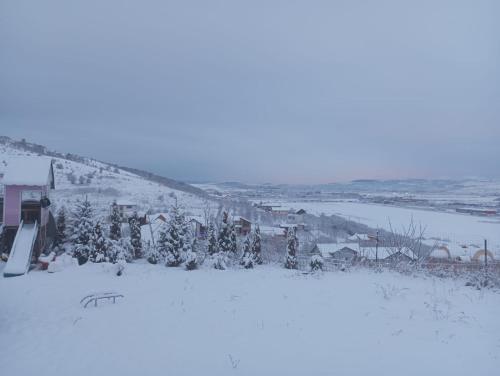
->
[113,201,138,222]
[232,216,252,236]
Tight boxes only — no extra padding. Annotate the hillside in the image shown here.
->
[0,136,216,218]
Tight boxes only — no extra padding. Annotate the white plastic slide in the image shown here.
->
[3,221,38,277]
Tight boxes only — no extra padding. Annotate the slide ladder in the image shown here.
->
[3,221,39,277]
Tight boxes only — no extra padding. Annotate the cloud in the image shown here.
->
[1,0,499,183]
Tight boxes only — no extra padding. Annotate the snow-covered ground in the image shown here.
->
[1,263,498,376]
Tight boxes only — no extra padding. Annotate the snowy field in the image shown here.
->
[1,263,499,376]
[266,200,500,253]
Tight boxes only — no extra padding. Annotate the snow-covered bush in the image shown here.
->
[184,238,198,271]
[465,269,500,290]
[211,251,228,270]
[310,254,324,272]
[240,236,254,269]
[108,238,134,264]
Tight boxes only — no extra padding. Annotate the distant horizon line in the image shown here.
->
[1,134,499,186]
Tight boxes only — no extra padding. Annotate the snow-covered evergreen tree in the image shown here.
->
[240,235,253,269]
[206,221,218,256]
[109,200,122,241]
[55,205,67,248]
[217,211,232,254]
[128,211,142,259]
[285,227,298,269]
[251,225,262,265]
[184,235,198,271]
[89,221,107,263]
[230,221,238,254]
[211,211,232,270]
[149,225,168,264]
[165,205,185,267]
[71,198,94,265]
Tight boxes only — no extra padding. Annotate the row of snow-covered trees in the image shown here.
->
[53,197,306,271]
[145,203,198,270]
[208,211,263,270]
[54,199,140,266]
[146,209,263,271]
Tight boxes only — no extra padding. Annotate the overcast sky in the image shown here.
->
[1,0,499,183]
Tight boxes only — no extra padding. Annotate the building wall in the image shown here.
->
[3,185,49,227]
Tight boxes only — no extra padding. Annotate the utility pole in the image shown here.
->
[484,239,488,268]
[148,214,156,247]
[375,230,379,264]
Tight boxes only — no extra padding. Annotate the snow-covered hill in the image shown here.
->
[0,136,216,218]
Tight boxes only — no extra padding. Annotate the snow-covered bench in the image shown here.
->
[80,292,124,308]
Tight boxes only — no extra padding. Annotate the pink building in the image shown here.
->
[1,157,55,256]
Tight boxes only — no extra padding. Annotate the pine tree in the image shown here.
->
[128,211,142,259]
[55,205,67,247]
[165,205,184,266]
[71,198,94,265]
[230,221,238,254]
[184,234,198,271]
[251,225,262,264]
[285,227,298,269]
[206,221,218,256]
[240,235,253,269]
[109,200,122,241]
[90,221,107,263]
[150,225,168,264]
[217,212,232,254]
[210,211,233,269]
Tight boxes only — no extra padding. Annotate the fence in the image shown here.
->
[297,254,500,276]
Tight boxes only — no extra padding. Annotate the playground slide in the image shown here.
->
[3,221,38,277]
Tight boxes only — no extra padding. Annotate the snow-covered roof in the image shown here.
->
[347,233,372,242]
[116,200,137,207]
[316,243,358,257]
[232,215,251,223]
[2,157,54,188]
[259,225,285,236]
[279,223,302,228]
[148,213,168,223]
[187,215,204,225]
[360,246,415,260]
